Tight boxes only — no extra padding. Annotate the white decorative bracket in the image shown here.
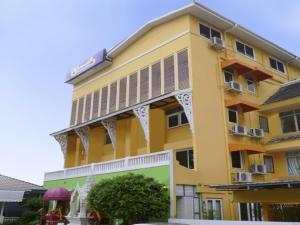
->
[133,105,149,142]
[54,134,68,158]
[175,89,194,133]
[75,126,90,155]
[101,118,116,150]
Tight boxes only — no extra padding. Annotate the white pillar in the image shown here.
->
[0,202,5,223]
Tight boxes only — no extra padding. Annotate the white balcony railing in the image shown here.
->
[44,150,171,181]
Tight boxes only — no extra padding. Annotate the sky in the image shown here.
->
[0,0,299,185]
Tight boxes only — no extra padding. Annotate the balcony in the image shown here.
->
[44,150,172,182]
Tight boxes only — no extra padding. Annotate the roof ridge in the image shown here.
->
[0,174,43,189]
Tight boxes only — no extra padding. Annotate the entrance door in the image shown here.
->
[239,203,263,221]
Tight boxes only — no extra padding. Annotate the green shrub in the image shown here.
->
[87,173,169,225]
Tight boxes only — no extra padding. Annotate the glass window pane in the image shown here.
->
[269,58,277,69]
[176,151,188,168]
[211,29,221,39]
[228,109,237,123]
[188,150,194,169]
[264,156,274,173]
[200,24,210,39]
[214,200,222,220]
[281,115,297,133]
[178,49,190,89]
[247,80,255,93]
[168,114,179,128]
[277,61,285,73]
[224,71,233,83]
[240,203,249,221]
[181,112,188,125]
[286,152,300,175]
[245,45,254,58]
[151,62,161,98]
[259,116,269,133]
[236,41,245,54]
[297,115,300,131]
[164,55,175,93]
[231,151,242,168]
[140,67,149,102]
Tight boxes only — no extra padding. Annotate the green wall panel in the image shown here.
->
[44,165,170,190]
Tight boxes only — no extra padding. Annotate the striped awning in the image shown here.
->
[0,190,24,202]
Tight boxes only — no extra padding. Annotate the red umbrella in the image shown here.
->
[43,187,71,201]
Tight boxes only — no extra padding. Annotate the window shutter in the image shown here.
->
[164,55,175,93]
[100,86,108,116]
[151,62,161,98]
[84,93,92,122]
[109,82,117,113]
[92,90,100,119]
[178,49,190,89]
[140,67,149,102]
[119,77,127,109]
[129,73,138,106]
[70,99,78,126]
[77,97,84,124]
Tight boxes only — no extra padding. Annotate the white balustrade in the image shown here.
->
[44,150,171,181]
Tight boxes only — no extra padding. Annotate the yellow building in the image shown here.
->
[44,2,300,222]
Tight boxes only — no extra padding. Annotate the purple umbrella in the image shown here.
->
[43,187,71,201]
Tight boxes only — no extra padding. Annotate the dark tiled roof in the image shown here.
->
[268,134,300,144]
[0,174,45,191]
[263,81,300,105]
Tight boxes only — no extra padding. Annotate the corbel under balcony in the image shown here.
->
[229,143,265,154]
[225,98,260,113]
[221,59,273,81]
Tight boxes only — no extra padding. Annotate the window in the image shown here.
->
[168,110,188,128]
[239,203,263,221]
[264,156,274,173]
[205,199,223,220]
[176,149,194,169]
[236,41,255,59]
[280,110,300,133]
[104,130,111,145]
[286,151,300,176]
[246,79,256,93]
[259,116,269,133]
[223,70,233,83]
[269,57,285,73]
[228,108,238,124]
[231,151,243,169]
[199,24,221,39]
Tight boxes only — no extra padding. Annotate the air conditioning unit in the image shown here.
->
[249,128,264,138]
[233,172,252,182]
[210,37,226,50]
[230,124,247,136]
[226,81,243,93]
[250,164,267,174]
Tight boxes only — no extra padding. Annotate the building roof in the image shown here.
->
[211,180,300,191]
[67,1,300,85]
[263,79,300,105]
[268,134,300,144]
[0,174,45,191]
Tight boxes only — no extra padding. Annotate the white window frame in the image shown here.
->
[223,70,234,83]
[167,110,188,129]
[176,149,194,169]
[228,108,238,124]
[235,40,256,60]
[231,151,244,169]
[269,56,286,75]
[238,203,263,221]
[246,79,256,94]
[280,110,300,134]
[205,199,224,220]
[199,22,223,40]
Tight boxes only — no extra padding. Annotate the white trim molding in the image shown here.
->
[54,134,68,158]
[175,89,194,133]
[101,118,117,150]
[75,126,90,155]
[133,105,150,142]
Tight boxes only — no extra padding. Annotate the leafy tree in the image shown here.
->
[87,173,169,225]
[19,197,44,225]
